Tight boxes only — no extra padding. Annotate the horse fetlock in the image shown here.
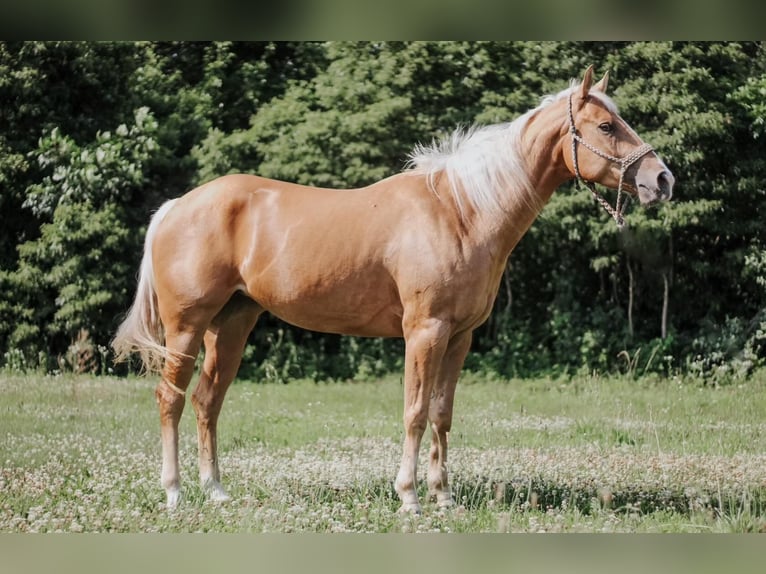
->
[427,480,453,506]
[394,476,420,509]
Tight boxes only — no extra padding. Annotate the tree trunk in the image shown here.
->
[503,264,513,312]
[627,257,634,341]
[661,271,669,340]
[663,233,673,340]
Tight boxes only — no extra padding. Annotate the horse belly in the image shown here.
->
[274,305,404,338]
[247,272,405,338]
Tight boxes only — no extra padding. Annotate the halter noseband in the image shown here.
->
[568,94,654,228]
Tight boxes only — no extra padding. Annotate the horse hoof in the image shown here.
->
[209,487,231,503]
[165,488,182,509]
[398,503,422,515]
[204,480,232,502]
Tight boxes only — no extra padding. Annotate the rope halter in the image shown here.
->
[567,94,654,228]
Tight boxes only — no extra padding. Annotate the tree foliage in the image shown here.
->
[1,41,765,382]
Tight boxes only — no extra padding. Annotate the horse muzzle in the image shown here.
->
[636,168,674,206]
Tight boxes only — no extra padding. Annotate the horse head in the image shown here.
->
[564,66,674,217]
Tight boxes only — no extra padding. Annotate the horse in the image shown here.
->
[112,66,674,513]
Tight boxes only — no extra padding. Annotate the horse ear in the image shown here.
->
[593,70,610,94]
[580,65,595,99]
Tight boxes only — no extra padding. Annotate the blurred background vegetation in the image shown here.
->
[1,41,764,383]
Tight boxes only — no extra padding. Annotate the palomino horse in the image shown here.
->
[113,66,673,513]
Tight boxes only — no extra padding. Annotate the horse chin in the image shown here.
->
[621,183,655,206]
[637,185,667,206]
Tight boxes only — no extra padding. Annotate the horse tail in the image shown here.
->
[112,199,178,374]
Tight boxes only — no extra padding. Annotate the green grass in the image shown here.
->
[1,371,765,532]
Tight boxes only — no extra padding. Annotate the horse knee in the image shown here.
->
[429,402,453,433]
[403,407,429,435]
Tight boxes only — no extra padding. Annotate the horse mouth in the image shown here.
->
[617,183,660,206]
[621,182,637,195]
[637,184,670,206]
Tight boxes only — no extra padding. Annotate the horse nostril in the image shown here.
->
[657,170,674,199]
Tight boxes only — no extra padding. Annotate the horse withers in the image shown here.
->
[113,66,673,513]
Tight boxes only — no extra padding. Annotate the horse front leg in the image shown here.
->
[394,318,451,514]
[427,330,472,508]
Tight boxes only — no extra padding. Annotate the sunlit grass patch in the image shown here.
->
[1,372,765,532]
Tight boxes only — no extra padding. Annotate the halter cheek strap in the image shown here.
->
[568,94,654,228]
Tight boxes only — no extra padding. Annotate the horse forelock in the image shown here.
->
[548,79,618,113]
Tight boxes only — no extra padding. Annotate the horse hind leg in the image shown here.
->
[191,294,262,502]
[157,327,205,508]
[156,293,235,507]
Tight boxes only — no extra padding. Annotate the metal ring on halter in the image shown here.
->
[567,94,654,228]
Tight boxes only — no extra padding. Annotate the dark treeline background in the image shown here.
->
[1,41,765,383]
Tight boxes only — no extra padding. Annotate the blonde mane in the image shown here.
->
[406,82,618,220]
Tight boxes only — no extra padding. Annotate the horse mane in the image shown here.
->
[406,81,618,220]
[406,120,534,219]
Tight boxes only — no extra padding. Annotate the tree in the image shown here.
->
[1,107,160,365]
[1,41,764,380]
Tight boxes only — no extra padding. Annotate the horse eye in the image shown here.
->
[599,122,614,134]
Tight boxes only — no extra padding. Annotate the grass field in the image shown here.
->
[1,370,765,532]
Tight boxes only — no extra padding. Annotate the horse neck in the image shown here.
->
[481,101,572,257]
[519,99,573,197]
